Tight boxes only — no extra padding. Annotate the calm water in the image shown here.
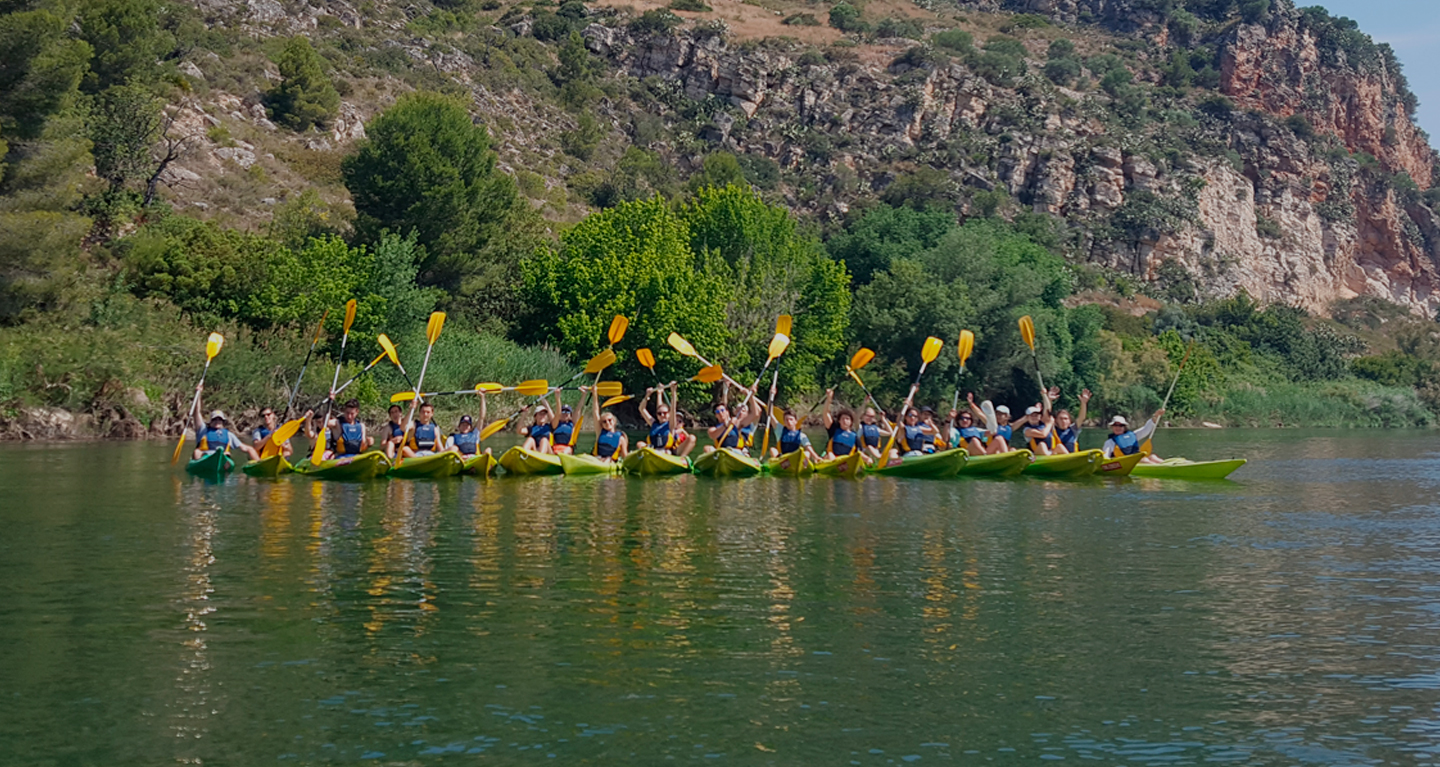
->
[2,431,1440,766]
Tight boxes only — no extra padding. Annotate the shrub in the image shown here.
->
[266,37,340,131]
[1044,58,1080,86]
[1047,38,1075,60]
[875,17,923,40]
[531,12,573,40]
[782,12,819,26]
[1285,113,1315,139]
[828,2,867,33]
[930,29,973,54]
[629,9,680,35]
[1255,214,1282,239]
[669,0,711,12]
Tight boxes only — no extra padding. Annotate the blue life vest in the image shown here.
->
[388,421,406,441]
[252,425,273,442]
[859,422,881,448]
[200,427,231,454]
[988,423,1012,446]
[1057,425,1078,453]
[339,421,365,455]
[411,422,439,452]
[649,421,672,450]
[596,429,622,459]
[740,423,756,448]
[528,423,553,445]
[779,427,806,455]
[900,424,927,453]
[1112,430,1140,455]
[828,424,858,456]
[451,429,479,455]
[956,425,985,441]
[920,425,937,453]
[1025,423,1056,452]
[553,420,575,447]
[716,420,742,449]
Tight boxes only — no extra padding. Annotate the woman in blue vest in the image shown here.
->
[895,407,936,458]
[947,408,988,456]
[193,407,260,461]
[819,389,868,463]
[1102,408,1164,462]
[858,407,888,460]
[1053,387,1090,454]
[641,382,691,456]
[588,386,629,461]
[402,400,444,457]
[551,395,577,455]
[444,392,488,458]
[521,402,555,453]
[703,387,760,455]
[964,393,1013,454]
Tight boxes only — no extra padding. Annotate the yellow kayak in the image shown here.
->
[1097,450,1146,477]
[461,452,498,477]
[813,452,866,478]
[764,450,815,477]
[241,453,292,478]
[692,447,762,478]
[498,446,564,476]
[388,451,464,479]
[1023,449,1102,479]
[559,453,621,476]
[621,446,691,476]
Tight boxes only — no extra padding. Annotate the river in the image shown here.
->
[2,430,1439,765]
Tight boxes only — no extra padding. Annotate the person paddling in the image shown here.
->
[894,407,937,458]
[1103,409,1165,463]
[586,385,629,461]
[323,398,372,459]
[820,389,869,463]
[947,408,988,456]
[704,387,760,455]
[194,408,260,462]
[401,400,443,458]
[1053,387,1090,454]
[249,407,293,458]
[381,404,407,460]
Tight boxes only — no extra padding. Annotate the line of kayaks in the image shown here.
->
[187,445,1246,481]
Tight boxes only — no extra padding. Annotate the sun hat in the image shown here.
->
[1110,415,1129,427]
[996,405,1010,415]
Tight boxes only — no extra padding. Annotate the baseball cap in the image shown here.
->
[459,414,473,425]
[1110,415,1129,426]
[996,405,1010,415]
[561,404,572,413]
[1025,405,1041,415]
[209,410,227,422]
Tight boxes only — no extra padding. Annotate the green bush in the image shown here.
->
[669,0,711,12]
[783,13,820,26]
[629,9,681,35]
[930,29,973,54]
[875,17,923,40]
[266,37,340,131]
[828,2,867,33]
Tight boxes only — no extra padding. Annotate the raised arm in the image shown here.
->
[821,389,835,429]
[639,387,657,426]
[592,385,602,435]
[1077,389,1091,425]
[667,382,680,433]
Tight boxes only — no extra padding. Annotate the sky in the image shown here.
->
[1310,0,1440,140]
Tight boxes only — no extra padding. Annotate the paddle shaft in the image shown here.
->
[879,358,934,460]
[286,341,320,418]
[172,355,217,462]
[1159,340,1194,413]
[759,368,780,457]
[311,325,354,463]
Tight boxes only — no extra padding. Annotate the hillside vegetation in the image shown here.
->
[2,0,1439,437]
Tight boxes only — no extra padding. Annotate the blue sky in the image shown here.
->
[1311,0,1440,140]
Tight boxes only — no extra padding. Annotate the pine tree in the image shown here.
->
[266,37,339,131]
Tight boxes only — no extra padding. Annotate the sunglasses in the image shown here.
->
[261,411,274,417]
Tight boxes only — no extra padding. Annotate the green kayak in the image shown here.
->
[621,446,691,476]
[388,451,463,479]
[1130,457,1247,480]
[1022,449,1102,479]
[295,450,391,480]
[692,447,762,478]
[956,449,1031,477]
[241,453,292,478]
[498,446,564,476]
[186,450,235,476]
[764,450,815,477]
[872,449,966,479]
[559,452,621,476]
[813,452,866,478]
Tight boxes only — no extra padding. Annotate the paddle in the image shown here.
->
[691,365,723,384]
[397,312,447,456]
[570,315,629,449]
[840,348,895,431]
[310,300,358,465]
[377,333,418,393]
[951,329,975,412]
[390,379,558,402]
[258,417,306,460]
[879,336,943,462]
[285,310,328,418]
[746,332,791,392]
[171,332,225,464]
[759,367,782,458]
[480,348,617,442]
[775,314,792,338]
[1018,315,1049,410]
[1142,338,1194,456]
[637,348,660,385]
[601,394,632,408]
[667,332,747,390]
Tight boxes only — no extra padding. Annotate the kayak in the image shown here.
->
[241,453,292,478]
[1097,450,1146,477]
[621,446,691,476]
[956,449,1031,477]
[872,449,966,479]
[462,452,498,477]
[295,450,391,481]
[559,453,621,476]
[1023,449,1102,479]
[764,450,815,477]
[388,451,463,479]
[1130,457,1247,480]
[692,447,762,478]
[186,450,234,476]
[813,452,866,478]
[498,446,564,476]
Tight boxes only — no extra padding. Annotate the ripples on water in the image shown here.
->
[2,431,1440,765]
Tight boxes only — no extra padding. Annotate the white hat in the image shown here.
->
[1109,415,1128,427]
[995,405,1010,415]
[1025,405,1041,415]
[209,410,228,422]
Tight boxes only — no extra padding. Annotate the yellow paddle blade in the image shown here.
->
[958,329,975,365]
[1018,315,1036,350]
[171,433,186,464]
[366,349,387,369]
[771,405,785,423]
[601,394,633,408]
[637,348,655,370]
[921,336,944,364]
[776,314,792,337]
[847,369,866,389]
[474,382,503,393]
[479,418,510,441]
[378,334,400,366]
[849,348,875,371]
[514,379,550,397]
[310,427,326,464]
[691,365,723,383]
[767,333,791,361]
[595,381,624,397]
[425,311,446,344]
[343,299,357,334]
[310,309,329,343]
[607,315,629,346]
[667,332,697,358]
[271,417,306,445]
[390,391,418,403]
[584,348,617,374]
[205,332,224,360]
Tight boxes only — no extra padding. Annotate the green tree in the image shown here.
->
[687,151,746,192]
[0,8,92,140]
[827,203,956,285]
[342,91,533,321]
[267,37,340,131]
[85,84,161,194]
[76,0,170,91]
